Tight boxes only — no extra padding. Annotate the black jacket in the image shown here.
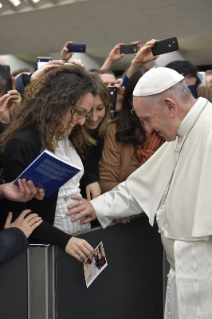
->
[0,228,28,265]
[79,136,104,198]
[1,126,71,249]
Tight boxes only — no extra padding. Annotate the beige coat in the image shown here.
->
[99,123,139,194]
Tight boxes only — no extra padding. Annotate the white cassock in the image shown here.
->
[91,97,212,319]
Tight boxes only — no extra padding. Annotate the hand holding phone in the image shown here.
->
[152,37,179,56]
[0,65,12,93]
[67,43,86,53]
[37,57,52,69]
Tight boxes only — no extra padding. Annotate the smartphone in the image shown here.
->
[37,56,52,69]
[187,84,198,99]
[152,37,179,56]
[198,71,206,86]
[0,65,12,93]
[120,44,137,54]
[67,43,86,53]
[107,86,118,111]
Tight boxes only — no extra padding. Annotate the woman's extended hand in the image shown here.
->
[86,182,101,200]
[67,195,97,224]
[65,236,94,262]
[4,210,43,238]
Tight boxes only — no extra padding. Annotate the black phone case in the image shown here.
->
[67,43,86,53]
[107,86,117,111]
[120,44,137,54]
[152,37,179,56]
[0,65,12,93]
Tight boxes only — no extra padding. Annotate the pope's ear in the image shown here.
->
[164,97,177,117]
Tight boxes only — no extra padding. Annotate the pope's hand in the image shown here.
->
[67,195,97,224]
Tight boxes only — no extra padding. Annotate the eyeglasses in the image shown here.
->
[72,108,92,119]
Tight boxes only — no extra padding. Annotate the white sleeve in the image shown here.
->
[90,182,143,229]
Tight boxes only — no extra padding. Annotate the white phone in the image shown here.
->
[37,56,52,69]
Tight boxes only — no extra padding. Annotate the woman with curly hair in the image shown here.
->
[0,64,97,262]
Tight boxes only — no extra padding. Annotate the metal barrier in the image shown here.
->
[0,213,164,319]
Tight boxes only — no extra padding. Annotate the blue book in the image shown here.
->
[14,149,81,197]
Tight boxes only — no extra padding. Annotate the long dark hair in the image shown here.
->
[115,70,146,146]
[0,65,97,153]
[87,73,111,138]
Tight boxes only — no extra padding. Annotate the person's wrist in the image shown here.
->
[131,57,145,68]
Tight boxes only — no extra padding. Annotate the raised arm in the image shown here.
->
[60,41,74,62]
[126,39,159,79]
[100,43,125,70]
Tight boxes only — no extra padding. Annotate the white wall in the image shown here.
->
[154,50,186,67]
[0,55,35,73]
[51,52,102,70]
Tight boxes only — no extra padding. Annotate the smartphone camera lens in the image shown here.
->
[172,41,175,44]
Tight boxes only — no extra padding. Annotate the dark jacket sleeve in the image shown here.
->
[15,74,32,96]
[1,129,71,249]
[79,137,104,198]
[0,228,28,265]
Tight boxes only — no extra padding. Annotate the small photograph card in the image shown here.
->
[83,241,108,288]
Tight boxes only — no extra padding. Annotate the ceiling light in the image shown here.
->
[9,0,21,6]
[0,2,2,7]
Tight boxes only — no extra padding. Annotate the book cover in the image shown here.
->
[14,149,81,197]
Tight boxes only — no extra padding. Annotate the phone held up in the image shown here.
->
[0,65,12,93]
[107,86,118,111]
[120,44,137,55]
[37,57,52,69]
[152,37,179,56]
[198,72,206,87]
[67,43,86,53]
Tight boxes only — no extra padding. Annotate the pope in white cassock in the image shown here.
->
[68,67,212,319]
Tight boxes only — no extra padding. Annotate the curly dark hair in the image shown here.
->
[115,70,146,146]
[0,64,97,153]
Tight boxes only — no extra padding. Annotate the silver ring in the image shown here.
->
[80,200,84,205]
[79,254,84,258]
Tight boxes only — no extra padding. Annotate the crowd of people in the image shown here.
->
[1,39,212,318]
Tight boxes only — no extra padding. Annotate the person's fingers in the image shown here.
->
[24,213,39,223]
[26,180,39,196]
[86,190,91,201]
[18,209,32,220]
[30,219,43,231]
[67,201,85,215]
[65,41,73,47]
[35,188,45,200]
[4,211,13,229]
[19,179,33,198]
[11,77,15,90]
[66,237,94,262]
[79,216,94,225]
